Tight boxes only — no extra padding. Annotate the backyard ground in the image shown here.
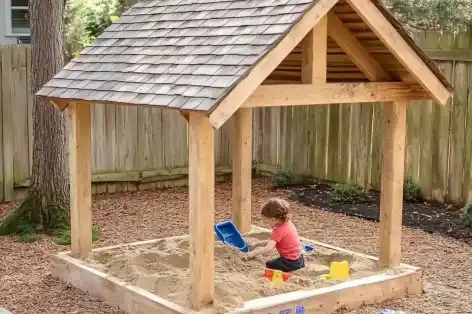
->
[0,178,471,314]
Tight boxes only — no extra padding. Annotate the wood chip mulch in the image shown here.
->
[1,178,471,314]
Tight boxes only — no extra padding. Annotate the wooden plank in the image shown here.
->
[431,33,454,201]
[337,103,352,183]
[137,107,153,170]
[116,106,138,172]
[104,103,117,192]
[346,0,452,106]
[1,46,14,201]
[236,270,421,313]
[232,108,253,233]
[355,103,374,188]
[447,34,469,202]
[209,0,339,128]
[11,46,29,185]
[68,101,92,258]
[379,100,407,268]
[243,83,428,108]
[26,46,33,178]
[370,103,383,190]
[327,105,340,180]
[416,32,438,200]
[92,104,107,173]
[188,112,215,311]
[327,11,392,81]
[52,253,195,314]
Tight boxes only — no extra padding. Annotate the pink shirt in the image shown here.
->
[271,220,302,260]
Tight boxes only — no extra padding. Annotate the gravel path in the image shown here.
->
[1,178,471,314]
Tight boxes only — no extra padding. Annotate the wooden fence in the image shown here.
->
[0,31,472,203]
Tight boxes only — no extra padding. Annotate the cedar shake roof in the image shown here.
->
[37,0,453,114]
[37,0,317,111]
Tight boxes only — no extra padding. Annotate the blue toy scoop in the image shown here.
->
[214,221,248,252]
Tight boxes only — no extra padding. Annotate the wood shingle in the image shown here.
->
[37,0,316,111]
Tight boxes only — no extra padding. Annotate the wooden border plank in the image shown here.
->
[235,270,421,313]
[242,83,429,108]
[327,11,392,81]
[379,100,407,267]
[346,0,452,105]
[68,101,92,258]
[208,0,339,129]
[52,253,196,314]
[232,108,253,233]
[188,112,215,311]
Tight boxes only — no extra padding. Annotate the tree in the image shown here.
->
[383,0,472,32]
[0,0,69,239]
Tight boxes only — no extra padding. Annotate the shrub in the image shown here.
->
[330,183,367,204]
[19,231,39,243]
[54,227,101,245]
[403,178,422,202]
[274,170,296,188]
[461,200,472,228]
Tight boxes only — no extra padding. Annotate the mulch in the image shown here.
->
[1,178,471,314]
[288,182,471,244]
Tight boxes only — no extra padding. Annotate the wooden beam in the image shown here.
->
[68,101,92,258]
[180,111,189,123]
[188,112,215,311]
[327,11,392,81]
[346,0,452,105]
[232,108,253,233]
[49,98,69,111]
[301,16,328,84]
[379,100,407,267]
[241,83,429,108]
[208,0,339,129]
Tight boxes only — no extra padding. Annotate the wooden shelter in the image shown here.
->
[38,0,453,312]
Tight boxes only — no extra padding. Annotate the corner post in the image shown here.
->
[232,108,253,233]
[68,101,92,258]
[188,112,215,311]
[379,100,407,267]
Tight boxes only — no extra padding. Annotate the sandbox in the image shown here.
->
[51,226,422,313]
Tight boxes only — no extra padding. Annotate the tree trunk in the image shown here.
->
[29,0,69,229]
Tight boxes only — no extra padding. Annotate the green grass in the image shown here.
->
[54,227,101,245]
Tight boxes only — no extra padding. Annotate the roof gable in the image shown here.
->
[37,0,317,111]
[37,0,453,129]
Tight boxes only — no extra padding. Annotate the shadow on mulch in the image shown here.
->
[286,182,472,243]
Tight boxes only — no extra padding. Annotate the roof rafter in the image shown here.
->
[208,0,339,129]
[327,11,392,81]
[346,0,452,105]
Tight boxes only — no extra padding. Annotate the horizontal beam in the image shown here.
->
[241,83,430,108]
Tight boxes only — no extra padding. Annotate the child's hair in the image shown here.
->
[261,198,291,222]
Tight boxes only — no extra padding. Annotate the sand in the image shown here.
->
[83,231,380,313]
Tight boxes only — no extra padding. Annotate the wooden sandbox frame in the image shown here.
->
[39,0,454,312]
[51,226,422,314]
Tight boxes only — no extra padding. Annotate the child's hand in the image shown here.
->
[240,251,255,262]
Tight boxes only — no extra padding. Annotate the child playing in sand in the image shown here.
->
[242,198,305,272]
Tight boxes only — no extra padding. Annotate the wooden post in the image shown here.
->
[379,100,407,267]
[188,112,215,311]
[68,101,92,258]
[232,108,253,233]
[301,16,327,84]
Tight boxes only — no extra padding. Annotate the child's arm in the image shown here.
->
[249,240,268,250]
[247,240,276,258]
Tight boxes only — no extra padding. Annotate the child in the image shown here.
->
[243,198,305,272]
